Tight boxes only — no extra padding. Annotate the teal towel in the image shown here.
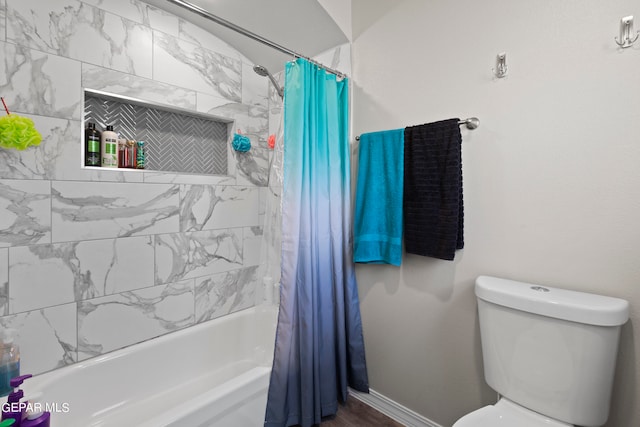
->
[353,129,404,266]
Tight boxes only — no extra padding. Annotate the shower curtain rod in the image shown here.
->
[165,0,347,79]
[355,117,480,141]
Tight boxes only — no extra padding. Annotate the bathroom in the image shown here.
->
[0,0,638,426]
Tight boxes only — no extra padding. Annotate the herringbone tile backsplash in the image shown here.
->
[84,94,228,175]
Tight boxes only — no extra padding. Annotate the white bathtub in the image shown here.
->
[21,306,278,427]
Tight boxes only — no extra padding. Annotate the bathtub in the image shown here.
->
[21,305,278,427]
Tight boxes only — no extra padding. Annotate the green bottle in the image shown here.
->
[136,140,145,169]
[84,122,101,167]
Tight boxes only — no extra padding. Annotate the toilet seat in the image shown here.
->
[452,398,573,427]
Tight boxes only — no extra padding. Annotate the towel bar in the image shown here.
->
[355,117,479,141]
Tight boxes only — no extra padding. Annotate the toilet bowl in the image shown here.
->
[453,276,629,427]
[453,398,572,427]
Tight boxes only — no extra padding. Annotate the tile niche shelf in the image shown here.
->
[82,89,232,175]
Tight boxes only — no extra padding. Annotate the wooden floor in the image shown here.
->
[292,397,406,427]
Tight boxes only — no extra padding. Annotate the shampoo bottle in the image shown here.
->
[101,125,118,168]
[84,122,101,167]
[0,329,20,397]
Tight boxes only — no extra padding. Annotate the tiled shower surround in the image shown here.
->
[0,0,275,376]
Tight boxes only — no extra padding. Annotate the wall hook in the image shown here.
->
[493,52,507,78]
[615,15,639,48]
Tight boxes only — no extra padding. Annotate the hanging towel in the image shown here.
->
[353,129,404,266]
[403,119,463,261]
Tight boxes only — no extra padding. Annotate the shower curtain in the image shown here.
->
[264,58,369,427]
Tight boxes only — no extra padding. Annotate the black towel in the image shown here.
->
[403,119,463,261]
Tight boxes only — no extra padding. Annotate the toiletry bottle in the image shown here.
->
[126,140,136,168]
[20,412,49,427]
[135,141,145,169]
[84,122,101,167]
[0,330,20,397]
[117,138,127,168]
[21,394,50,427]
[1,374,32,427]
[101,125,118,168]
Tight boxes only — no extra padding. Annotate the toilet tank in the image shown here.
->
[475,276,629,427]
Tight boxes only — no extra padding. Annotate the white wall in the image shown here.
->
[352,1,640,426]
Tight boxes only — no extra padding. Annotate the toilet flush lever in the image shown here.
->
[530,286,550,292]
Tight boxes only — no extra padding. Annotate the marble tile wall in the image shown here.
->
[153,31,242,101]
[82,64,197,111]
[77,280,195,361]
[7,0,153,78]
[0,249,7,316]
[0,0,5,43]
[0,0,271,377]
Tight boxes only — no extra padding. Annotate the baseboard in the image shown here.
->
[349,387,444,427]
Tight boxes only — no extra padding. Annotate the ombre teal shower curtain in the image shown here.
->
[264,58,369,427]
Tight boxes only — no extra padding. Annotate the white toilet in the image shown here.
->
[453,276,629,427]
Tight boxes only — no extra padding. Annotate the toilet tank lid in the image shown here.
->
[475,276,629,326]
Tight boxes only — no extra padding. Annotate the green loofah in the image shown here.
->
[0,114,43,151]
